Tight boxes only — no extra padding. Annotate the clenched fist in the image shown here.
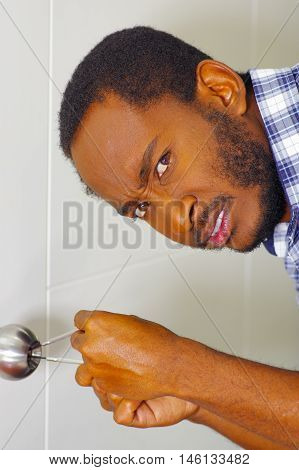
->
[91,382,199,428]
[71,310,185,400]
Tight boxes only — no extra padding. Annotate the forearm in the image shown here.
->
[188,407,293,449]
[175,337,299,448]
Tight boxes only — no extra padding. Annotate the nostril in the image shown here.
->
[189,201,196,226]
[175,195,198,234]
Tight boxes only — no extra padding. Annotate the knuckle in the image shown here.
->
[75,365,90,386]
[81,344,92,359]
[85,317,96,330]
[92,379,104,393]
[76,310,93,330]
[99,398,112,412]
[74,309,85,323]
[113,414,125,425]
[87,311,104,329]
[129,314,142,323]
[75,309,85,317]
[70,333,78,349]
[75,372,83,386]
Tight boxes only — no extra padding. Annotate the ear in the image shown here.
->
[195,59,247,115]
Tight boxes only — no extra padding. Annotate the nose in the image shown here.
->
[148,194,197,237]
[170,195,198,234]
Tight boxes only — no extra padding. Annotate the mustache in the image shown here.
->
[192,195,234,247]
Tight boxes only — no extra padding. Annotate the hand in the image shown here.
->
[91,380,199,428]
[71,310,183,400]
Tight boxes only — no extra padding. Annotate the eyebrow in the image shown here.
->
[118,136,158,216]
[138,135,158,189]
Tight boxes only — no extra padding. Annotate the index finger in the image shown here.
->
[74,310,94,330]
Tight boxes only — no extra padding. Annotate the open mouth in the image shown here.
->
[207,206,231,248]
[191,199,231,248]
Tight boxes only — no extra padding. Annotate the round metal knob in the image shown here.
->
[0,324,41,380]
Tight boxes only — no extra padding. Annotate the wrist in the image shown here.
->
[170,335,209,401]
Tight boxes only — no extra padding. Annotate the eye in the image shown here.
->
[134,201,149,219]
[156,152,170,179]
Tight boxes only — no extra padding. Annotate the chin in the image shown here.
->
[227,235,263,253]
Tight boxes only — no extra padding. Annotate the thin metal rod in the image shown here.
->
[33,354,82,365]
[40,329,77,347]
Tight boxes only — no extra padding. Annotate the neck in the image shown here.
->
[247,87,268,135]
[280,203,291,223]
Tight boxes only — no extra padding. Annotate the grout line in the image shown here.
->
[46,246,232,293]
[45,0,53,451]
[241,0,258,359]
[242,254,253,357]
[46,249,187,292]
[250,0,259,68]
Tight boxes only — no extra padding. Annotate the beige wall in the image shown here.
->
[0,0,298,450]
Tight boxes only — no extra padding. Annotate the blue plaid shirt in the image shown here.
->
[249,64,299,304]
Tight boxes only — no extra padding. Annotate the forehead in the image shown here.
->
[70,92,198,204]
[71,94,151,201]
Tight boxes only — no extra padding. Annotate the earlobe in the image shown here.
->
[195,59,247,115]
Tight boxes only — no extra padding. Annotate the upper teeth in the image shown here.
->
[211,210,224,237]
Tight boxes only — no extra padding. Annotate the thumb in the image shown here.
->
[75,363,93,387]
[113,398,142,426]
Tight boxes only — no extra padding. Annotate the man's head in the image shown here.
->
[59,26,288,252]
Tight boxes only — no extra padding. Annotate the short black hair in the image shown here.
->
[59,26,251,159]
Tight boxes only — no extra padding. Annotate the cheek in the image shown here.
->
[229,188,263,242]
[176,147,227,195]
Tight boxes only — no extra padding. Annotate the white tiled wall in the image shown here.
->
[0,0,49,449]
[0,0,298,450]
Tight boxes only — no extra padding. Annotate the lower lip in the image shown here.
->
[207,208,230,248]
